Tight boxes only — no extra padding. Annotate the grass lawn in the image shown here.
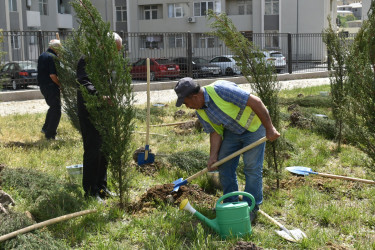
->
[1,84,375,249]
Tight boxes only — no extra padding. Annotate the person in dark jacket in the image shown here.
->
[37,39,62,140]
[76,33,122,202]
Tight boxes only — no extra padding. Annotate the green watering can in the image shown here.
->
[179,191,255,238]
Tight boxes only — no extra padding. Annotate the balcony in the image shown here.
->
[57,13,73,29]
[26,11,41,27]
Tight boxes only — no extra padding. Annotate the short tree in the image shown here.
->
[0,29,6,70]
[344,3,375,165]
[59,0,135,208]
[207,11,285,188]
[323,16,349,151]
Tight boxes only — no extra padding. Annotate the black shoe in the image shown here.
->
[45,135,55,140]
[250,210,258,223]
[98,188,117,199]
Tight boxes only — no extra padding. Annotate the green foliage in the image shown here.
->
[69,0,135,207]
[0,212,68,250]
[1,84,375,248]
[1,167,82,221]
[337,14,357,27]
[207,11,285,188]
[0,29,6,63]
[279,95,332,108]
[343,3,375,166]
[55,31,85,131]
[167,150,208,174]
[323,16,349,151]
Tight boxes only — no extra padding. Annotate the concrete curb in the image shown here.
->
[0,71,330,102]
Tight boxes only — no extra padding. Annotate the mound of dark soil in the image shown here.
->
[130,183,217,213]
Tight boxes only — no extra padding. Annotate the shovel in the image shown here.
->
[258,209,307,242]
[286,166,375,184]
[137,58,155,165]
[172,136,267,191]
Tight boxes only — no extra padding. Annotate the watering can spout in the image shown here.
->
[180,199,220,234]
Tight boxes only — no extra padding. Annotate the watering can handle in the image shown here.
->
[216,191,256,211]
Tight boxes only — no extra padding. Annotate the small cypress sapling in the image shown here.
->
[207,11,286,188]
[323,16,349,151]
[69,0,135,208]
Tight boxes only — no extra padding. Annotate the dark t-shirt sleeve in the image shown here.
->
[76,56,97,95]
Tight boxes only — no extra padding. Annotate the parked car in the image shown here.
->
[209,55,241,76]
[0,61,38,90]
[130,58,180,80]
[262,50,286,73]
[173,57,222,78]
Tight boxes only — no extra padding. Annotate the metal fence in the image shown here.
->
[0,30,357,77]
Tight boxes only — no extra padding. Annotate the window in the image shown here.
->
[194,1,214,16]
[11,33,20,49]
[9,0,17,11]
[195,34,216,48]
[116,6,127,22]
[39,0,48,15]
[168,4,184,18]
[140,35,163,49]
[265,30,279,48]
[168,34,184,48]
[265,0,279,15]
[144,5,158,20]
[237,0,252,15]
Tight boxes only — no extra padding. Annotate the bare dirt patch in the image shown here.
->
[130,183,217,213]
[232,241,263,250]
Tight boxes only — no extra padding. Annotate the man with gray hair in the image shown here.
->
[37,39,62,140]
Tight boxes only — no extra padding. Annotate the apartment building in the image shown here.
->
[1,0,337,62]
[128,1,336,34]
[125,0,336,61]
[0,0,127,33]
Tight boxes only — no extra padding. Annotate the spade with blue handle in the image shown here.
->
[137,58,155,165]
[286,166,375,184]
[172,137,268,191]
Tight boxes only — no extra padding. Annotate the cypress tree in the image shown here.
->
[59,0,135,208]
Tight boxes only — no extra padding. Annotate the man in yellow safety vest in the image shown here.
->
[174,77,280,223]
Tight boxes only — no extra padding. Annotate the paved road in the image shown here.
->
[0,77,330,116]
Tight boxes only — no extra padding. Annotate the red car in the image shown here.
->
[130,58,180,81]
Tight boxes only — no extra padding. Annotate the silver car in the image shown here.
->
[263,51,286,73]
[209,55,242,76]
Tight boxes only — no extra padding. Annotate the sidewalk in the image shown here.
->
[0,72,330,116]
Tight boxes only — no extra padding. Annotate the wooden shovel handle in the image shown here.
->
[186,137,267,182]
[145,58,151,160]
[317,172,375,184]
[150,120,196,127]
[0,209,96,242]
[258,209,286,229]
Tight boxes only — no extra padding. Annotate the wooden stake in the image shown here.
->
[0,209,96,242]
[149,120,196,127]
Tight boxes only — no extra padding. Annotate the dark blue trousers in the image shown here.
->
[40,83,61,139]
[77,91,108,196]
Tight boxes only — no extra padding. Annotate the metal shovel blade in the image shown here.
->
[172,178,187,192]
[137,147,155,166]
[286,166,315,176]
[276,228,307,242]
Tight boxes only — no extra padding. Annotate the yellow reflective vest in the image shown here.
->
[196,85,262,137]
